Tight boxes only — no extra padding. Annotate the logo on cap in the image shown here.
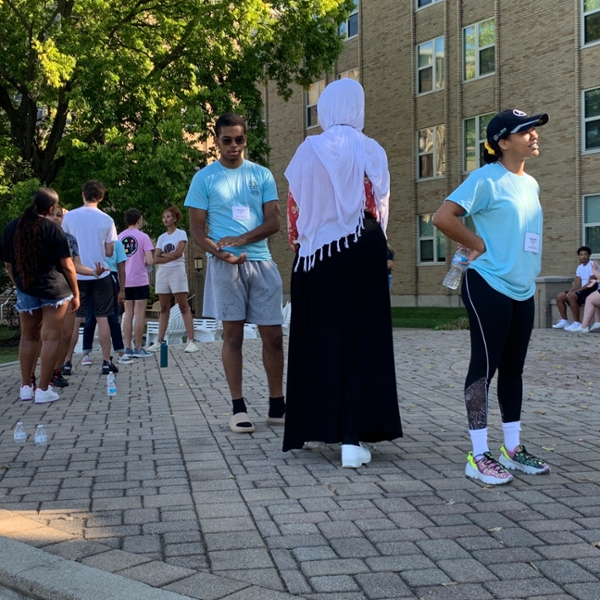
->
[513,109,527,117]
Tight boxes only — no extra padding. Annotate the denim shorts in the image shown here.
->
[16,290,73,313]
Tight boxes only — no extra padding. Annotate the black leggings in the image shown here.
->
[461,269,535,430]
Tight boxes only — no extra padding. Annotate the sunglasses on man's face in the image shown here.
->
[219,135,246,146]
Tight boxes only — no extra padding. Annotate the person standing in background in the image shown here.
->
[118,208,154,358]
[146,206,198,354]
[62,180,118,376]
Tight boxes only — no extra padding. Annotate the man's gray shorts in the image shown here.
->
[203,258,283,325]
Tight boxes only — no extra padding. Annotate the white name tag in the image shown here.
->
[232,205,250,220]
[524,232,540,253]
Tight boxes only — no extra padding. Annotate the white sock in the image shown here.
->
[502,421,521,454]
[469,428,489,459]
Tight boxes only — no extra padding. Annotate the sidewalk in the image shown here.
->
[0,329,599,600]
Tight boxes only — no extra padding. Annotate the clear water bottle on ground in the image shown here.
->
[106,373,117,397]
[443,247,471,290]
[14,422,26,444]
[34,424,47,446]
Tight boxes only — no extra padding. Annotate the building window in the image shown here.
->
[305,79,325,129]
[583,0,600,45]
[337,68,359,81]
[464,113,494,172]
[417,0,443,8]
[463,18,495,81]
[417,125,445,179]
[417,37,444,95]
[584,194,600,254]
[584,87,600,151]
[418,214,446,263]
[340,0,358,40]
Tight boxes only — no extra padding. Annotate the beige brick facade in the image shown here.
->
[263,0,600,305]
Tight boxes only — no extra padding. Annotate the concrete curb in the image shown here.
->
[0,536,195,600]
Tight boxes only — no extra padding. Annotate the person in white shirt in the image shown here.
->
[61,180,119,376]
[552,246,598,330]
[147,206,198,353]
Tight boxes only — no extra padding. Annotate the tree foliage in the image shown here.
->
[0,0,354,236]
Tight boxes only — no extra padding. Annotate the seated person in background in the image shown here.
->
[553,246,598,330]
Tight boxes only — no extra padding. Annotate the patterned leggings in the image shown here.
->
[461,269,535,430]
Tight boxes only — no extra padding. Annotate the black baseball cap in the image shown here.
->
[486,109,549,149]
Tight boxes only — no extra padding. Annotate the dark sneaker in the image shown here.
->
[499,444,550,475]
[101,359,119,375]
[50,369,69,388]
[465,451,514,485]
[61,361,72,376]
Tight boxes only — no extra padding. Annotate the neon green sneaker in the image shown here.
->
[499,444,550,475]
[465,451,513,485]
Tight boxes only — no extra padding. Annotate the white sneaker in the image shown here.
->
[590,322,600,332]
[118,353,134,364]
[80,354,92,366]
[564,322,581,331]
[569,325,589,333]
[146,342,162,353]
[341,443,371,468]
[552,319,570,329]
[20,385,33,401]
[184,340,199,353]
[35,386,60,404]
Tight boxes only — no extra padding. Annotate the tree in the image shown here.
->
[0,0,354,235]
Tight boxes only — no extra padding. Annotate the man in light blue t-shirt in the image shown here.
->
[185,112,285,435]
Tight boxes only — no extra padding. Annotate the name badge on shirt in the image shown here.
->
[524,232,540,253]
[232,206,250,220]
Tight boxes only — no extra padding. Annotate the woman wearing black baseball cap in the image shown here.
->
[433,109,550,485]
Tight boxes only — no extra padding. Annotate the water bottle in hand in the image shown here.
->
[34,424,47,446]
[443,248,471,290]
[106,373,117,397]
[14,422,26,444]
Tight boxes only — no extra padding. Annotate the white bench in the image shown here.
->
[193,319,223,342]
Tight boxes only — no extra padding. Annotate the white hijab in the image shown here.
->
[284,78,390,269]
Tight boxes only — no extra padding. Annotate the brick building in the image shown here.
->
[261,0,600,306]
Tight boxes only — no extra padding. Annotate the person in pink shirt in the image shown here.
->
[118,209,154,357]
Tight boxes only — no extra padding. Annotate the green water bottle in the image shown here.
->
[160,340,168,368]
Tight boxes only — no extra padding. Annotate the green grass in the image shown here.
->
[391,307,469,330]
[0,325,19,364]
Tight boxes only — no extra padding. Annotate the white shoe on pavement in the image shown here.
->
[590,322,600,332]
[35,386,60,404]
[185,340,199,353]
[146,342,162,353]
[564,322,581,331]
[569,325,589,333]
[341,443,371,468]
[552,319,569,329]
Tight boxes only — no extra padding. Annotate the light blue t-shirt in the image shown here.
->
[184,160,279,261]
[447,163,543,301]
[106,239,127,273]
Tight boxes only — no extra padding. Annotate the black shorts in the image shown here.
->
[77,276,115,318]
[575,284,598,305]
[125,285,150,301]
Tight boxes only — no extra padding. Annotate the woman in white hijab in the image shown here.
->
[282,78,402,467]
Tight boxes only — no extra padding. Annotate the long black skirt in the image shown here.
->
[283,215,402,451]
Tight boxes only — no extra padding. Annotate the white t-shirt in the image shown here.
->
[155,228,188,269]
[576,262,594,286]
[62,205,118,281]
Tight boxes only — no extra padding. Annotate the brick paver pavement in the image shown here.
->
[1,329,600,599]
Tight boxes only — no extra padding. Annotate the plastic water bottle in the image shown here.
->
[443,248,471,290]
[14,422,26,444]
[160,340,168,368]
[106,373,117,397]
[34,424,47,446]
